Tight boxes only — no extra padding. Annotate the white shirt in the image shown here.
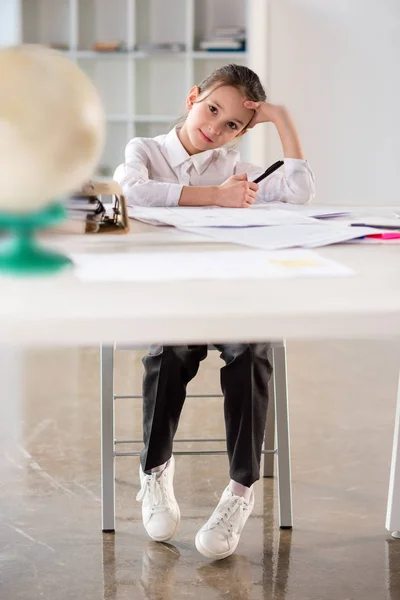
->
[114,127,315,207]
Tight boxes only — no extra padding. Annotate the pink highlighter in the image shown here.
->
[367,232,400,240]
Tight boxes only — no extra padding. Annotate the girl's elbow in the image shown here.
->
[293,191,313,205]
[288,182,315,205]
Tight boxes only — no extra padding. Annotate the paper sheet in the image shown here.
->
[346,216,400,228]
[128,206,316,227]
[256,203,353,219]
[72,248,353,283]
[179,224,378,250]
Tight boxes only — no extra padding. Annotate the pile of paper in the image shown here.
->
[128,205,379,250]
[128,206,314,228]
[180,224,377,250]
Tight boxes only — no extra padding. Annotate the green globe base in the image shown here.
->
[0,202,73,276]
[0,236,72,274]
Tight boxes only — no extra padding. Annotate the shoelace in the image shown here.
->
[136,472,171,514]
[211,493,249,535]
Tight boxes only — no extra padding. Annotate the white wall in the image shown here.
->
[0,0,21,46]
[266,0,400,205]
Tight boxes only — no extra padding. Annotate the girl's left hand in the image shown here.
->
[243,100,283,128]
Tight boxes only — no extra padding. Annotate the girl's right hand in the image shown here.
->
[215,173,258,208]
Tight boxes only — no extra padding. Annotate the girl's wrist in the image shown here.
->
[210,186,220,206]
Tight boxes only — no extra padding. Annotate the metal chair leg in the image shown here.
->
[101,344,115,532]
[263,347,276,477]
[273,344,293,529]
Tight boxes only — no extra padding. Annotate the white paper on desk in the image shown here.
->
[128,206,315,227]
[71,249,353,282]
[179,224,378,250]
[256,203,354,219]
[346,216,400,228]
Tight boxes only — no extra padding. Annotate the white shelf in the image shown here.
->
[106,115,131,123]
[106,115,178,124]
[67,50,146,59]
[133,115,178,123]
[4,0,259,173]
[61,50,248,60]
[191,51,248,59]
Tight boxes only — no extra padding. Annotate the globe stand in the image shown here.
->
[0,202,72,275]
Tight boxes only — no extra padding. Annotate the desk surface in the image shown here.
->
[1,219,400,346]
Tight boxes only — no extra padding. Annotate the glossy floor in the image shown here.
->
[0,340,399,599]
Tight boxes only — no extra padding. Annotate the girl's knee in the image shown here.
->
[220,343,270,364]
[144,345,204,362]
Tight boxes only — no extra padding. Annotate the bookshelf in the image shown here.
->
[1,0,269,177]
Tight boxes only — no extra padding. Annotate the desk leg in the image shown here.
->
[101,345,115,533]
[386,370,400,538]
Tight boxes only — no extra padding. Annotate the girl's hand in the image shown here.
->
[244,101,305,159]
[243,101,284,129]
[215,173,258,208]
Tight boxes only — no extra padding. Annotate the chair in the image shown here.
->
[100,342,293,533]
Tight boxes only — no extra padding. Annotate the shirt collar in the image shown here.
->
[163,127,217,175]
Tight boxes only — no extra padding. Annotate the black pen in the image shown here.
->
[253,160,284,184]
[350,223,400,230]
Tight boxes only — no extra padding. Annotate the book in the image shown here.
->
[50,181,129,235]
[199,26,246,52]
[199,39,244,51]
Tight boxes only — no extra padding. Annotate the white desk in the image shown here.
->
[1,225,400,345]
[1,221,399,536]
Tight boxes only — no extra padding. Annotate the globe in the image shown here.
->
[0,44,105,212]
[0,45,105,274]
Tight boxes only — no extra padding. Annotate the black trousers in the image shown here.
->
[140,343,272,488]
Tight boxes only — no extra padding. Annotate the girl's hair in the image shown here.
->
[174,64,267,145]
[197,64,267,104]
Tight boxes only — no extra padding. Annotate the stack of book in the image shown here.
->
[199,27,246,52]
[134,42,186,53]
[67,190,106,233]
[92,41,127,52]
[55,182,129,235]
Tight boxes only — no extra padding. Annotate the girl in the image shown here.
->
[114,64,315,560]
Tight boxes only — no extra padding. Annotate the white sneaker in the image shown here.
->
[136,455,180,542]
[195,486,254,560]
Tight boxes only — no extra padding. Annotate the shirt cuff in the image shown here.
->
[166,183,184,207]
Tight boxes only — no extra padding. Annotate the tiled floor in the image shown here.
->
[0,340,400,599]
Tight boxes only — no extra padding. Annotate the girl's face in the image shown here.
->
[178,84,254,155]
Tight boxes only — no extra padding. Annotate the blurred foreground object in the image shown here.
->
[0,44,105,275]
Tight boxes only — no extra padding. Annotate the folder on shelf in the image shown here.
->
[54,181,129,235]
